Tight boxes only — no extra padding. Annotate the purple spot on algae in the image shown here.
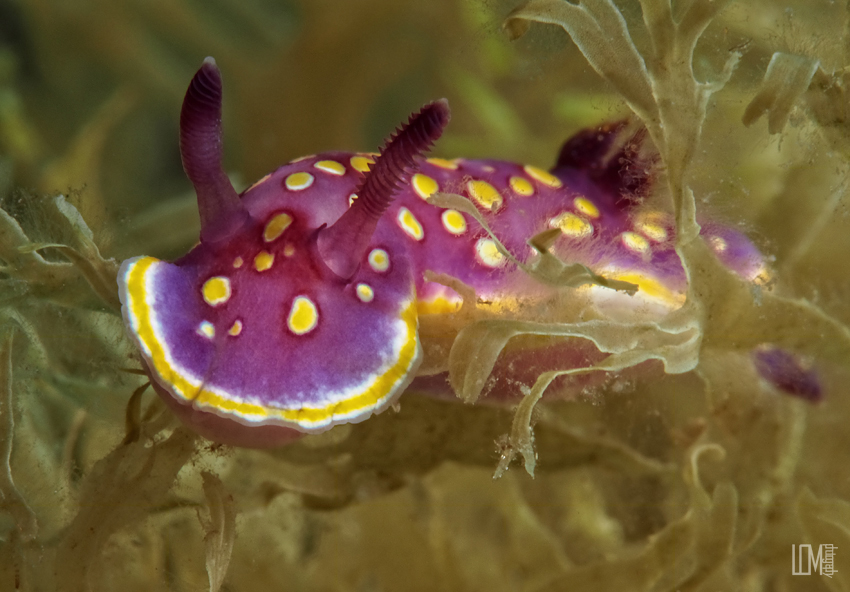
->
[752,345,822,403]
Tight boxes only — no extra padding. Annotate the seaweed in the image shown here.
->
[478,0,850,484]
[0,0,849,590]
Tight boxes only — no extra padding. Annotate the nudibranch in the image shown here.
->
[118,58,810,448]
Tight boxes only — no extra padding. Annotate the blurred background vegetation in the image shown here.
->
[1,0,850,590]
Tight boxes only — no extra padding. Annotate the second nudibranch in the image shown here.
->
[117,59,778,447]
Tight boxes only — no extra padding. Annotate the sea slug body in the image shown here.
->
[118,59,790,447]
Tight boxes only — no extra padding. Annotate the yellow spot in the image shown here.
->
[551,212,593,238]
[475,238,505,268]
[263,213,293,242]
[441,209,467,235]
[467,179,503,211]
[283,244,295,257]
[350,155,374,173]
[228,320,243,336]
[284,172,314,191]
[287,296,319,335]
[574,197,600,218]
[417,297,462,315]
[708,235,728,253]
[509,176,534,196]
[605,271,686,307]
[622,232,650,254]
[314,160,346,175]
[254,251,274,272]
[233,256,243,269]
[524,165,563,188]
[368,248,389,272]
[637,222,668,242]
[634,212,669,242]
[412,173,439,200]
[202,276,231,306]
[348,193,358,206]
[356,283,374,302]
[197,321,215,339]
[397,207,424,241]
[426,157,458,170]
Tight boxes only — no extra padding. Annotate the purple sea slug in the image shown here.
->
[118,59,809,448]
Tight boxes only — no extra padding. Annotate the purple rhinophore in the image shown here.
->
[318,99,451,279]
[180,57,250,245]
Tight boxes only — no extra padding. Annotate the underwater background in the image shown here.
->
[1,0,850,590]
